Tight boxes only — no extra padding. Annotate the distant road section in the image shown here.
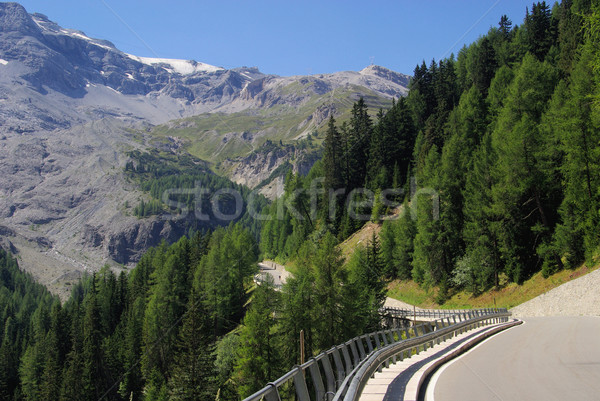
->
[257,261,291,288]
[427,317,600,401]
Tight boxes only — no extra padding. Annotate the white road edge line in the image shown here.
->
[425,320,526,401]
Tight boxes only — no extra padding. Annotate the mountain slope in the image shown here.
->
[0,2,411,296]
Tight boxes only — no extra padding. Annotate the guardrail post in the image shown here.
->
[374,333,382,349]
[416,325,424,354]
[382,331,396,363]
[349,339,360,367]
[365,335,374,353]
[331,348,345,385]
[357,336,367,359]
[320,354,336,397]
[381,331,389,346]
[292,366,311,401]
[341,344,354,373]
[264,383,281,401]
[429,322,436,348]
[308,359,326,401]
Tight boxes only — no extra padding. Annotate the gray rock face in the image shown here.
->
[226,144,320,199]
[0,3,409,115]
[0,3,265,109]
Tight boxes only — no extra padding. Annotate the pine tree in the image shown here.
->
[370,189,384,223]
[491,53,561,282]
[20,304,51,401]
[322,116,344,192]
[549,42,600,266]
[471,37,497,94]
[142,246,189,386]
[235,275,282,399]
[60,307,84,401]
[0,318,18,400]
[313,232,346,349]
[499,15,512,38]
[394,204,417,280]
[522,1,556,61]
[366,109,388,191]
[20,343,44,401]
[364,233,387,307]
[346,98,373,191]
[279,241,316,366]
[197,225,257,339]
[379,220,397,279]
[169,288,216,401]
[344,247,379,336]
[118,298,144,401]
[40,302,65,401]
[462,133,502,290]
[81,277,104,401]
[412,191,442,288]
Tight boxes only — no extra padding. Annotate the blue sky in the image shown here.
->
[17,0,534,76]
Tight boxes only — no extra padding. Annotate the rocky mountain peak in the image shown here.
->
[0,2,40,35]
[360,64,411,87]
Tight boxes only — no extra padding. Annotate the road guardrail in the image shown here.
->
[242,308,510,401]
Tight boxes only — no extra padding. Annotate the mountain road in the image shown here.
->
[425,316,600,401]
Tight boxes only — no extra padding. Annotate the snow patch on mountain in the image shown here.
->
[126,54,224,75]
[63,30,114,51]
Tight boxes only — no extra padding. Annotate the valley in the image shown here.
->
[0,2,409,294]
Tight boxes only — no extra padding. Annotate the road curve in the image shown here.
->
[426,317,600,401]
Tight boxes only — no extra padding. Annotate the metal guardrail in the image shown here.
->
[381,306,470,319]
[242,308,510,401]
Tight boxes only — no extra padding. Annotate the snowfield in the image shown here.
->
[126,54,224,75]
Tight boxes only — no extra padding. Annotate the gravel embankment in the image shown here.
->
[510,268,600,317]
[384,297,423,310]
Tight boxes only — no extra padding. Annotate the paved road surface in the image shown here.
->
[257,261,290,288]
[426,317,600,401]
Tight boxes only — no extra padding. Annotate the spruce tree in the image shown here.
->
[0,318,18,400]
[462,133,502,290]
[81,277,104,401]
[313,232,346,349]
[379,220,397,279]
[394,204,417,280]
[322,116,344,192]
[40,302,65,401]
[60,307,84,401]
[169,289,215,401]
[118,298,144,401]
[491,53,561,281]
[549,43,600,266]
[235,275,282,399]
[279,241,316,366]
[346,98,373,191]
[364,232,387,307]
[412,192,442,288]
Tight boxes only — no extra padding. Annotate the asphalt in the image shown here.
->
[425,316,600,401]
[257,261,290,288]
